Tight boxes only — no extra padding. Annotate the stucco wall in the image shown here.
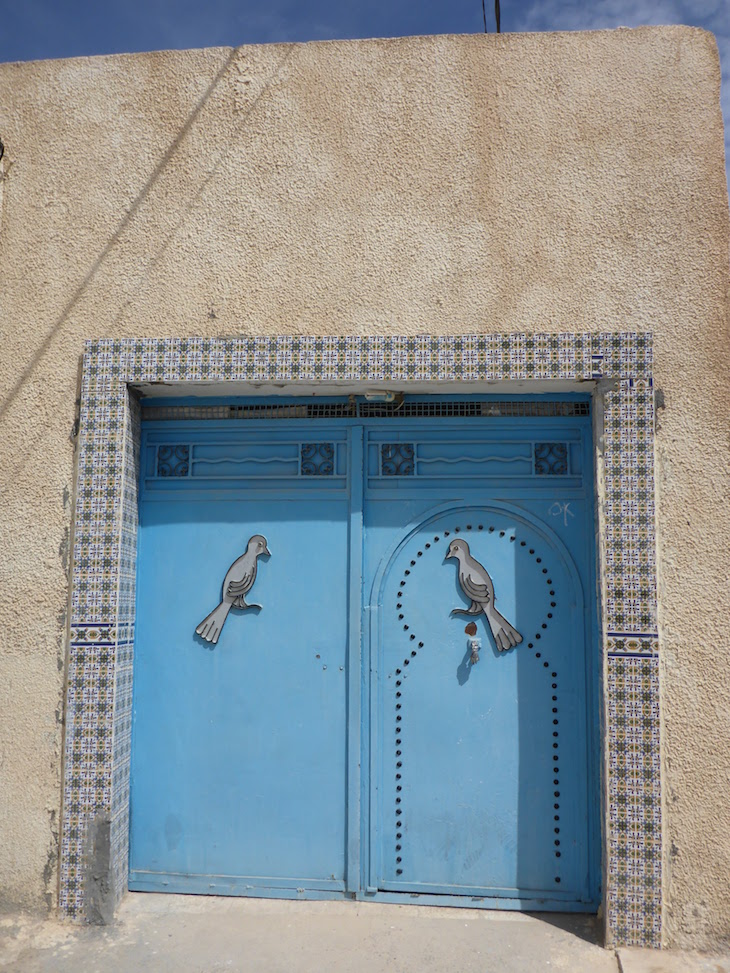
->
[0,27,728,949]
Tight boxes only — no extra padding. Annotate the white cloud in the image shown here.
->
[520,0,720,32]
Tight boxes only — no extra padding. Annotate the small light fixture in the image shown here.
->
[364,390,397,402]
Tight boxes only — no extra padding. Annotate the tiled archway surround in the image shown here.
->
[61,333,660,947]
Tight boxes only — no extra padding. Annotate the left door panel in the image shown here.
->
[129,423,349,895]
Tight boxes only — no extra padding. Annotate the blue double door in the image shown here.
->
[130,403,599,909]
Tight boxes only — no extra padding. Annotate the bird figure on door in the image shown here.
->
[195,534,271,645]
[446,538,522,652]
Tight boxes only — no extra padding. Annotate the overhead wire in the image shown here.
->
[481,0,500,34]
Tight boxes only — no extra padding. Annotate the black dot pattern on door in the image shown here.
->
[392,522,561,883]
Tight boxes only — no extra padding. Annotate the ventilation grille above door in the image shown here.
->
[358,401,589,418]
[143,402,354,421]
[142,400,590,421]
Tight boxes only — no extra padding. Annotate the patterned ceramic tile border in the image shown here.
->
[60,333,660,946]
[606,655,662,945]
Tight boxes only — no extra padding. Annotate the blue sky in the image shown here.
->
[0,0,727,181]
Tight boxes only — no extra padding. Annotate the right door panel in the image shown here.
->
[364,420,599,909]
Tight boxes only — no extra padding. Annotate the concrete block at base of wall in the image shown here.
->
[618,947,730,973]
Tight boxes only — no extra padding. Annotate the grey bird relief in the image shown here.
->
[195,534,270,645]
[446,538,523,653]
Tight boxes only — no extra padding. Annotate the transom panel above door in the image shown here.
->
[129,397,599,910]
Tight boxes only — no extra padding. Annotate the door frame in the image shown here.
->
[131,399,600,908]
[60,333,661,949]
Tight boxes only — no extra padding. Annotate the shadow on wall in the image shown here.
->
[0,44,295,425]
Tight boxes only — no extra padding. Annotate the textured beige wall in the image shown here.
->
[0,27,728,948]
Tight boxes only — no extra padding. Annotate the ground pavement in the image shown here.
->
[1,894,729,973]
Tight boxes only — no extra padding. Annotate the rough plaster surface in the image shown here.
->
[0,27,728,950]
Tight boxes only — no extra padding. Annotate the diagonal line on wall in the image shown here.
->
[0,43,296,427]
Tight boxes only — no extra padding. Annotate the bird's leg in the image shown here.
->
[451,601,482,617]
[231,595,262,611]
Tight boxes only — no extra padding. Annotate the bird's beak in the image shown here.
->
[263,545,271,556]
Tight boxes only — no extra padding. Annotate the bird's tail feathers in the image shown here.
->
[195,601,232,645]
[485,606,523,651]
